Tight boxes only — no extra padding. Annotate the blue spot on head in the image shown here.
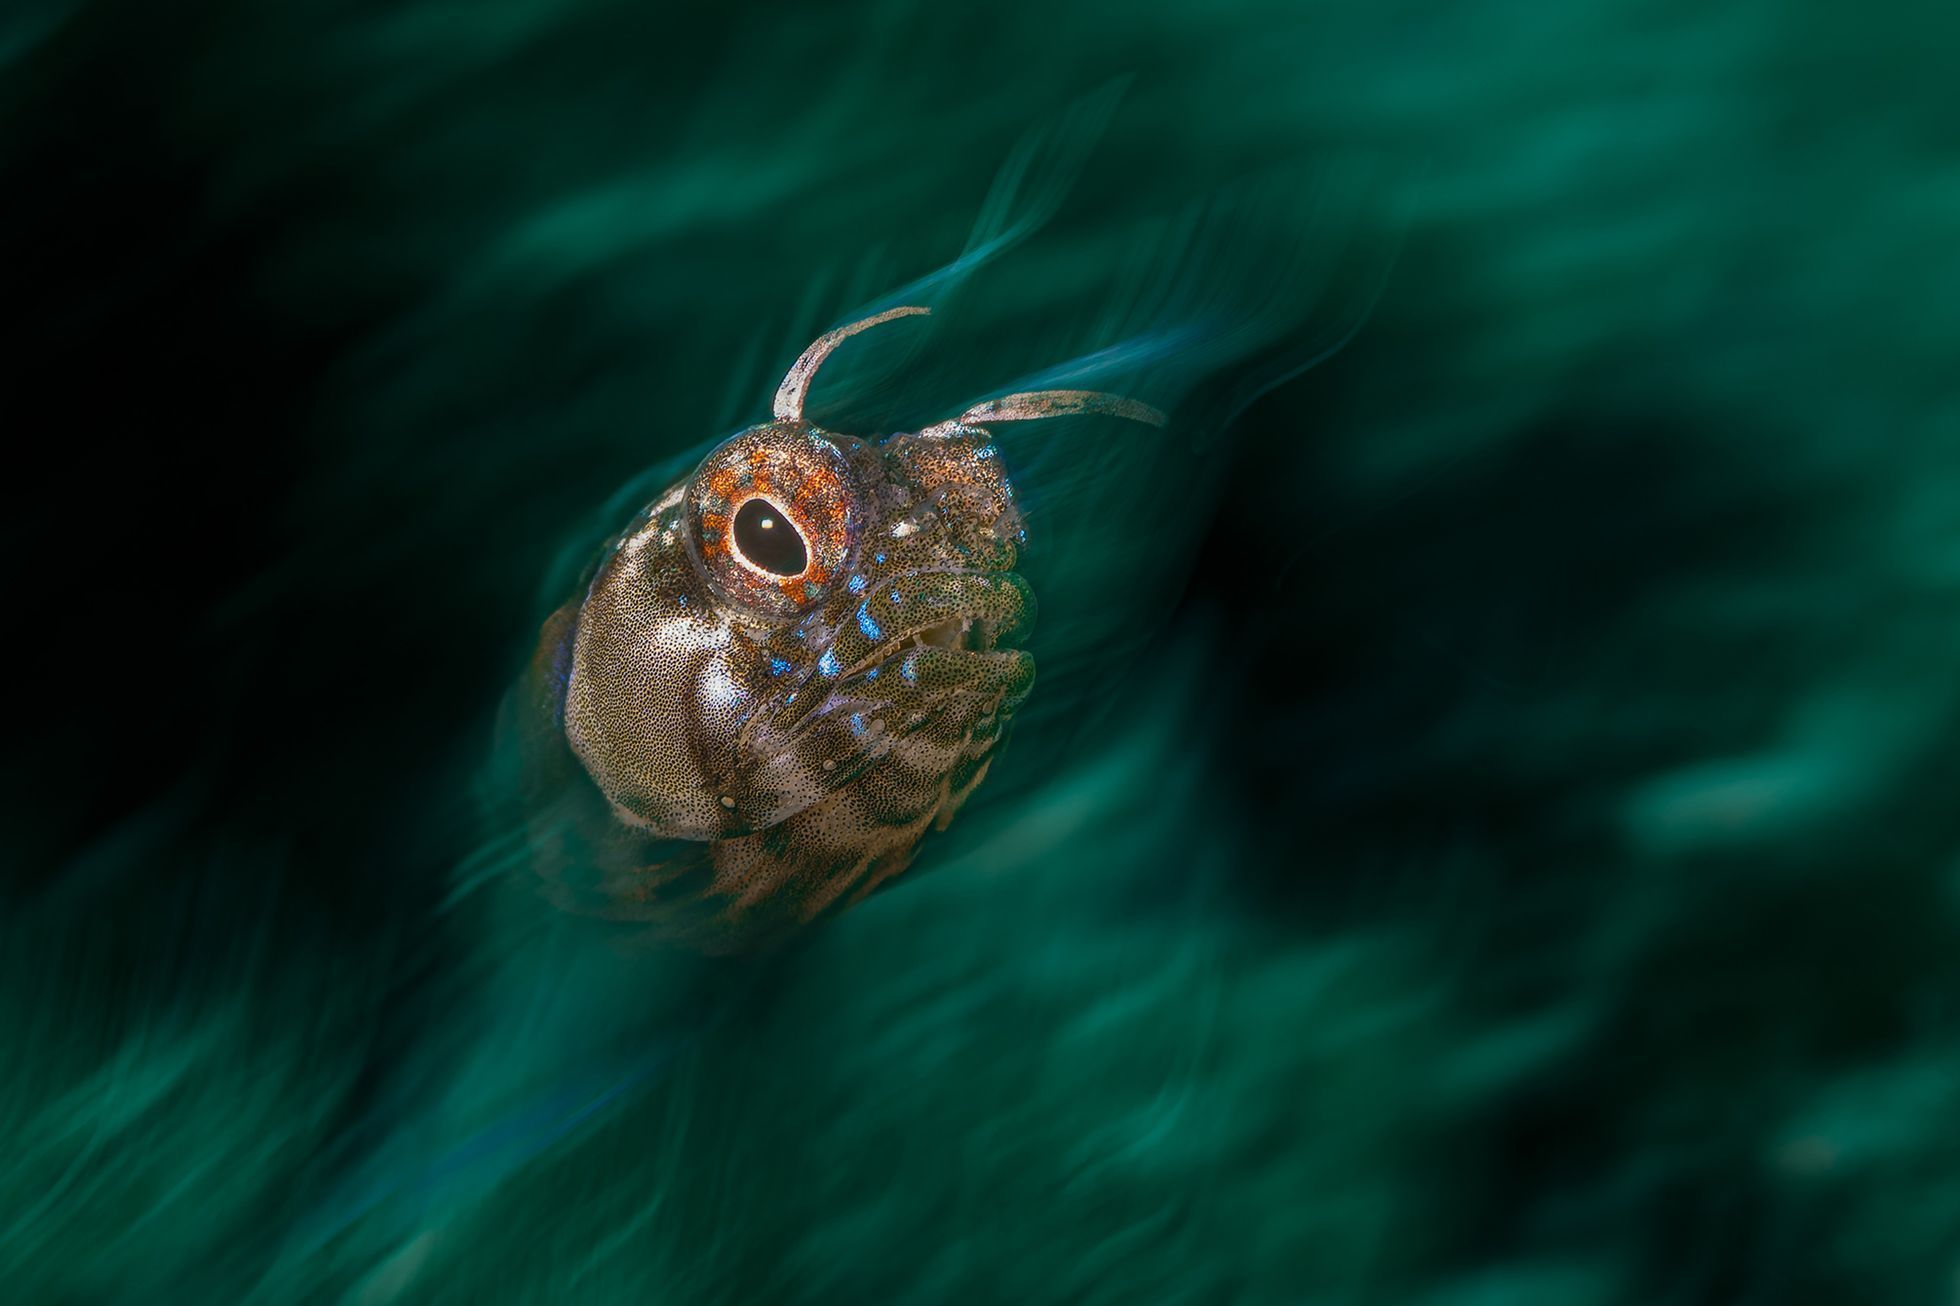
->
[676,593,688,607]
[888,589,901,605]
[769,656,792,677]
[849,712,866,737]
[874,552,886,565]
[900,654,919,684]
[847,574,867,594]
[817,649,841,677]
[975,444,997,461]
[857,607,883,641]
[865,666,879,681]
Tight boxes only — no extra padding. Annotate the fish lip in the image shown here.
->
[837,568,1032,680]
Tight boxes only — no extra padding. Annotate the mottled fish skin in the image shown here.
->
[519,308,1162,950]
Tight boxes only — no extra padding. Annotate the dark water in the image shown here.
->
[5,0,1958,1301]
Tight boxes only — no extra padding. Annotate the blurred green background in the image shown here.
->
[4,0,1959,1301]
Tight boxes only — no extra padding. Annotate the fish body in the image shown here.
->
[519,307,1161,948]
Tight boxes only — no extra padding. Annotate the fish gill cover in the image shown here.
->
[2,0,1958,1301]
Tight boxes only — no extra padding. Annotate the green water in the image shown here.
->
[4,0,1958,1301]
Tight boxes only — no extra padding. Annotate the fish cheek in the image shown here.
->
[563,561,734,838]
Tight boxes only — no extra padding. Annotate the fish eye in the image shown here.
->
[685,423,859,618]
[732,497,808,577]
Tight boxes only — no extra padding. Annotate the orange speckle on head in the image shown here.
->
[747,447,780,494]
[707,468,744,500]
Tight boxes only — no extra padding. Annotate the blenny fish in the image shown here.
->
[520,306,1163,949]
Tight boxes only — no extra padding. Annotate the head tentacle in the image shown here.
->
[773,305,932,422]
[917,389,1166,438]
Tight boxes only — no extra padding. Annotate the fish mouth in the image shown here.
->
[905,614,999,656]
[841,580,1034,749]
[823,568,1033,682]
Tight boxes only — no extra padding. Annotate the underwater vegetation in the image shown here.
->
[4,0,1959,1301]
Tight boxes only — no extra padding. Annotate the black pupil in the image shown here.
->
[733,498,808,576]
